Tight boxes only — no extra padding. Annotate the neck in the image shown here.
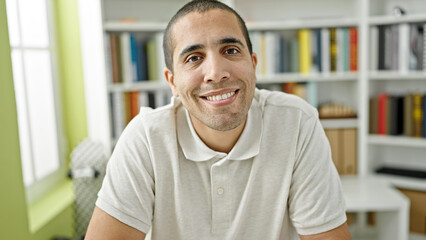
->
[190,116,247,154]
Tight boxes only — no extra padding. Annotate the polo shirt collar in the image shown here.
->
[177,98,263,162]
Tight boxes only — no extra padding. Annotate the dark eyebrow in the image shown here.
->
[179,44,204,59]
[219,37,244,47]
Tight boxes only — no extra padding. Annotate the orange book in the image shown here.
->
[349,27,358,71]
[129,91,140,120]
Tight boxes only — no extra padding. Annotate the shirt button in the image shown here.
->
[217,187,224,195]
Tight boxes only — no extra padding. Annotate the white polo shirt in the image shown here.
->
[96,89,347,240]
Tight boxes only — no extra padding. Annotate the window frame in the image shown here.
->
[6,0,68,204]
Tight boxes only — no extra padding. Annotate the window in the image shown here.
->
[6,0,66,204]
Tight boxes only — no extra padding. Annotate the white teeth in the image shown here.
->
[206,91,235,101]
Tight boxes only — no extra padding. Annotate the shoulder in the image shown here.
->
[116,97,180,148]
[254,88,318,119]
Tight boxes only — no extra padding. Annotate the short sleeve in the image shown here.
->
[288,115,347,235]
[96,117,155,234]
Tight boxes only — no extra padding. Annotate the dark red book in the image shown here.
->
[349,27,358,71]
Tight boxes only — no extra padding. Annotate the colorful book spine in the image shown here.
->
[298,29,311,74]
[130,34,139,82]
[404,94,413,136]
[399,23,409,73]
[413,93,423,138]
[378,93,388,135]
[129,91,140,120]
[330,28,337,72]
[290,38,299,73]
[321,28,330,73]
[146,37,159,81]
[349,27,358,71]
[120,33,132,83]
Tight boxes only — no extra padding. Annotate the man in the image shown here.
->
[85,0,351,239]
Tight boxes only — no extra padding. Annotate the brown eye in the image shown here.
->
[187,55,201,63]
[225,48,239,55]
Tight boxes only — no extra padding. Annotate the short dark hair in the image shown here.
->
[163,0,252,72]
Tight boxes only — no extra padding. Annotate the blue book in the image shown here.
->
[316,29,322,72]
[139,41,148,81]
[130,34,140,82]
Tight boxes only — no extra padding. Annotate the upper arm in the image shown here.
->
[85,206,146,240]
[299,222,351,240]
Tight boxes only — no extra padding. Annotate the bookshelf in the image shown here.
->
[78,0,426,237]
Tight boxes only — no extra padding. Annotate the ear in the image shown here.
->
[251,52,258,70]
[164,67,179,97]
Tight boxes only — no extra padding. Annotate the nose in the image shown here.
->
[203,53,230,83]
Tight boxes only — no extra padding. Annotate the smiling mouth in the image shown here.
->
[201,90,239,101]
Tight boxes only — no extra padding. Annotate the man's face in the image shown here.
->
[165,9,257,132]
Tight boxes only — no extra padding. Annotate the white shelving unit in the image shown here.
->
[78,0,426,238]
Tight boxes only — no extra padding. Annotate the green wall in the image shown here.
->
[0,0,87,239]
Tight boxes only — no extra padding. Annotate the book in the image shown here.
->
[310,29,319,73]
[404,94,414,136]
[388,96,404,135]
[120,33,132,83]
[336,28,344,72]
[343,28,350,72]
[369,97,379,134]
[139,40,148,81]
[342,128,357,175]
[349,27,358,71]
[370,26,378,71]
[324,129,343,174]
[383,25,393,70]
[146,37,159,81]
[321,28,330,73]
[416,25,424,70]
[424,23,426,71]
[413,93,423,137]
[155,33,166,81]
[390,25,399,71]
[250,32,263,76]
[423,96,426,137]
[129,91,139,120]
[399,23,410,73]
[265,32,280,75]
[316,29,322,73]
[298,29,311,74]
[289,37,299,73]
[109,34,122,83]
[330,28,337,72]
[130,34,139,82]
[378,93,388,135]
[378,25,386,70]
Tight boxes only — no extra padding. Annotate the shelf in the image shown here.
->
[369,13,426,25]
[256,72,358,84]
[369,71,426,80]
[374,174,426,192]
[368,134,426,148]
[320,118,358,129]
[108,81,170,92]
[246,18,359,31]
[104,21,166,32]
[104,17,359,32]
[341,176,409,212]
